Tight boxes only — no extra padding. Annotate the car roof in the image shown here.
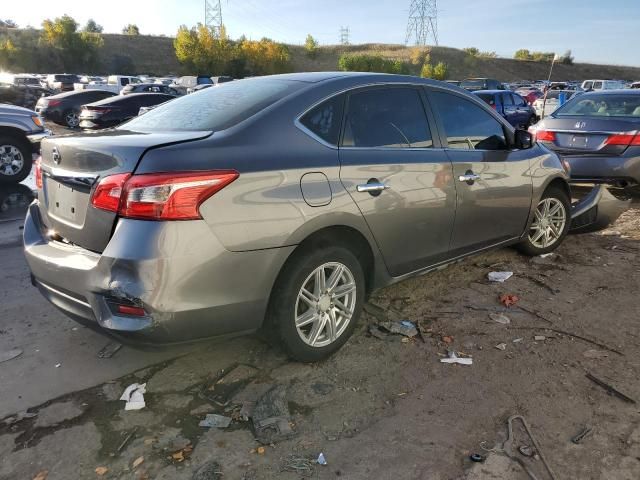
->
[580,89,640,95]
[473,90,510,94]
[49,89,115,99]
[88,92,174,105]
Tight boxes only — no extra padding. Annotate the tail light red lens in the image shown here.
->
[47,99,61,107]
[117,304,146,316]
[90,173,131,212]
[90,171,239,220]
[34,157,43,189]
[535,130,556,142]
[604,132,640,146]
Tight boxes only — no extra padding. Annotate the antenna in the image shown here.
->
[205,0,223,35]
[405,0,438,46]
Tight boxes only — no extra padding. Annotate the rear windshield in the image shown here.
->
[461,79,485,88]
[123,78,303,132]
[476,93,495,105]
[55,75,78,82]
[554,94,640,117]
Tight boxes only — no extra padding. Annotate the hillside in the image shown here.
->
[3,27,639,81]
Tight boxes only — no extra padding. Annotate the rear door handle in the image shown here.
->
[458,173,480,183]
[356,182,390,193]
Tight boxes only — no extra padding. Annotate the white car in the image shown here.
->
[533,90,579,118]
[581,79,626,91]
[74,75,142,93]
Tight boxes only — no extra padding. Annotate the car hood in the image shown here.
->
[0,103,36,116]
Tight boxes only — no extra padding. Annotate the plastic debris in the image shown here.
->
[534,335,546,341]
[198,413,232,429]
[488,271,513,283]
[499,294,520,307]
[132,456,144,469]
[0,348,23,364]
[495,343,507,351]
[539,253,554,258]
[54,363,61,368]
[513,338,524,343]
[489,313,511,324]
[32,471,48,480]
[571,425,594,444]
[440,351,472,365]
[380,320,418,338]
[120,383,146,411]
[317,452,327,465]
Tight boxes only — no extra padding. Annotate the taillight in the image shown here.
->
[90,173,131,212]
[34,157,43,189]
[47,99,61,107]
[90,171,239,220]
[604,132,640,147]
[535,130,556,142]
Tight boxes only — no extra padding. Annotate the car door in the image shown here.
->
[512,93,531,126]
[338,85,457,276]
[428,89,533,256]
[501,92,518,126]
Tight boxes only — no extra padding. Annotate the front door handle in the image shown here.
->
[458,172,480,184]
[356,181,390,196]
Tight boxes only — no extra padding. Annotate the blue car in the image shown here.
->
[473,90,537,129]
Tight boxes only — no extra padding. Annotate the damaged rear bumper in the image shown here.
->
[23,201,294,344]
[570,184,631,233]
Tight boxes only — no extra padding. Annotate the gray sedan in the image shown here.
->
[25,73,582,361]
[531,90,640,192]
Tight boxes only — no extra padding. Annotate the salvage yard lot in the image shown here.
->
[1,198,639,479]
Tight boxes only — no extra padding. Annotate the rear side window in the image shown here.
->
[122,78,302,132]
[342,87,433,148]
[502,93,514,106]
[431,91,507,151]
[476,94,495,106]
[512,94,527,106]
[300,94,345,146]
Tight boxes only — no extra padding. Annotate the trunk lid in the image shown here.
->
[537,116,639,156]
[38,130,211,252]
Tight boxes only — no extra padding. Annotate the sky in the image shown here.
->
[3,0,640,66]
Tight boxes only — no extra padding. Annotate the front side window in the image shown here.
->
[300,94,345,146]
[342,87,433,148]
[502,93,514,106]
[431,91,508,151]
[513,94,527,107]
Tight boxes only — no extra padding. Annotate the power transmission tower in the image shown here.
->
[405,0,438,46]
[339,26,350,45]
[205,0,223,36]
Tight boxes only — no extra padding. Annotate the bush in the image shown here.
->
[410,47,431,65]
[337,54,410,74]
[514,49,531,61]
[304,34,318,58]
[420,62,434,78]
[433,62,448,80]
[560,49,574,65]
[463,47,479,57]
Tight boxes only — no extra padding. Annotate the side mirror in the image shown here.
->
[514,129,533,149]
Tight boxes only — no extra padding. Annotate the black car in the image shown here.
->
[35,90,117,128]
[0,83,53,110]
[78,93,176,129]
[121,83,179,96]
[473,90,537,128]
[461,78,504,91]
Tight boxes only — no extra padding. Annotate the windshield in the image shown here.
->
[554,94,640,117]
[122,77,303,132]
[461,79,485,88]
[55,75,78,82]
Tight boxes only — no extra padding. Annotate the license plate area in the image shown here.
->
[569,134,589,149]
[45,178,88,225]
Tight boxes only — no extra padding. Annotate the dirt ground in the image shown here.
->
[1,193,639,479]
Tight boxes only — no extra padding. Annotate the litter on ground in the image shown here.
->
[120,383,146,411]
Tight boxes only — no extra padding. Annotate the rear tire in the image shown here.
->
[63,109,80,129]
[267,245,365,362]
[517,186,571,256]
[0,135,32,184]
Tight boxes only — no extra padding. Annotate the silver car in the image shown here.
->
[25,73,577,362]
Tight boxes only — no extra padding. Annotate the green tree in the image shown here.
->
[433,61,449,80]
[304,34,318,58]
[410,46,431,65]
[463,47,479,57]
[420,62,434,78]
[1,19,18,28]
[41,15,103,71]
[0,39,18,69]
[83,19,103,33]
[560,49,574,65]
[479,51,497,58]
[514,49,531,61]
[122,24,140,35]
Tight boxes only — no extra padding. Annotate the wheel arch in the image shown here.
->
[0,126,30,145]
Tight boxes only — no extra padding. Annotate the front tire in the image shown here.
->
[63,109,80,129]
[517,186,571,256]
[0,135,32,184]
[268,245,365,362]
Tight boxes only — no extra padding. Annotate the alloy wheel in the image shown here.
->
[294,262,357,348]
[528,197,567,249]
[66,111,79,128]
[0,145,24,177]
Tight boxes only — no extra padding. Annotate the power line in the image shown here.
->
[405,0,438,46]
[339,26,350,45]
[205,0,223,35]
